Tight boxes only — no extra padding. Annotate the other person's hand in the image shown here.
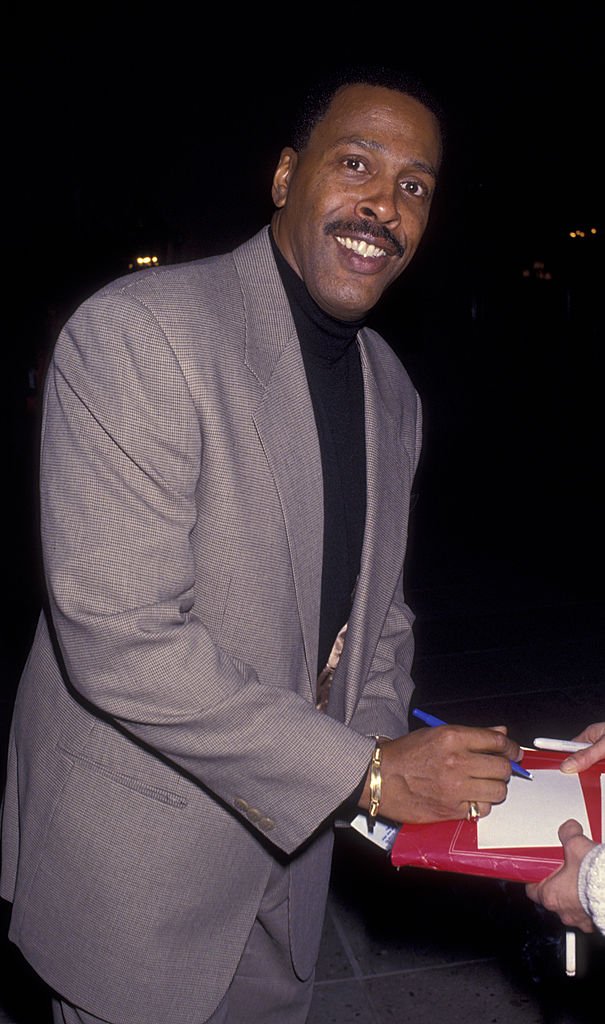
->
[560,722,605,774]
[525,819,595,932]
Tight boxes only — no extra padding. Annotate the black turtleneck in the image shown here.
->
[270,230,367,676]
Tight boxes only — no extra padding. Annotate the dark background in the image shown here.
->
[1,9,604,1022]
[4,6,604,682]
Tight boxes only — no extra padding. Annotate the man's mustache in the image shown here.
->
[324,219,405,258]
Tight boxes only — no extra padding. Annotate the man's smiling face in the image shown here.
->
[271,83,442,321]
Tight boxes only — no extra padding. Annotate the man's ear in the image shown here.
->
[271,147,298,208]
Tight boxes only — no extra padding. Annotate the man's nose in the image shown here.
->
[354,178,400,226]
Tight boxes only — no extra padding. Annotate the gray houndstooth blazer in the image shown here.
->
[1,227,421,1023]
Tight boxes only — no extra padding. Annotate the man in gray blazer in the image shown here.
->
[1,67,522,1024]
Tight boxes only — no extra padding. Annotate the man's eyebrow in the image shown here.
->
[335,136,438,178]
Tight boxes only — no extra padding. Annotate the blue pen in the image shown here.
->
[412,708,533,780]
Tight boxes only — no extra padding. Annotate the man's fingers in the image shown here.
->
[474,801,493,819]
[467,726,521,761]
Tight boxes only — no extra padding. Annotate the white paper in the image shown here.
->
[350,812,399,851]
[477,770,593,849]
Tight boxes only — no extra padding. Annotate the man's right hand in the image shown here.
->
[359,723,522,824]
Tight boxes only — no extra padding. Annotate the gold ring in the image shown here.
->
[467,801,480,821]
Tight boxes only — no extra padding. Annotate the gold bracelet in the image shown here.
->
[367,739,382,831]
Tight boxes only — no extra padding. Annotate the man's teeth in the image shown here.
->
[335,236,386,258]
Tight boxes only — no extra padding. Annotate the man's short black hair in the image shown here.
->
[288,64,446,152]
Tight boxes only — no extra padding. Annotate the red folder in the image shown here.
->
[390,748,604,883]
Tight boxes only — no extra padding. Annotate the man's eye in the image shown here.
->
[400,180,428,197]
[343,157,368,172]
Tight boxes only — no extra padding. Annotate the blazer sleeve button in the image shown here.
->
[234,797,249,812]
[259,817,275,831]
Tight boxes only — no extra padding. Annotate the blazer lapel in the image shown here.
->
[234,230,324,698]
[252,348,324,698]
[328,331,413,723]
[357,334,412,619]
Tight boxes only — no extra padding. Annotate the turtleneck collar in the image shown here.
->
[269,227,367,363]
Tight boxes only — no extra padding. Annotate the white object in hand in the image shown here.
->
[533,738,591,753]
